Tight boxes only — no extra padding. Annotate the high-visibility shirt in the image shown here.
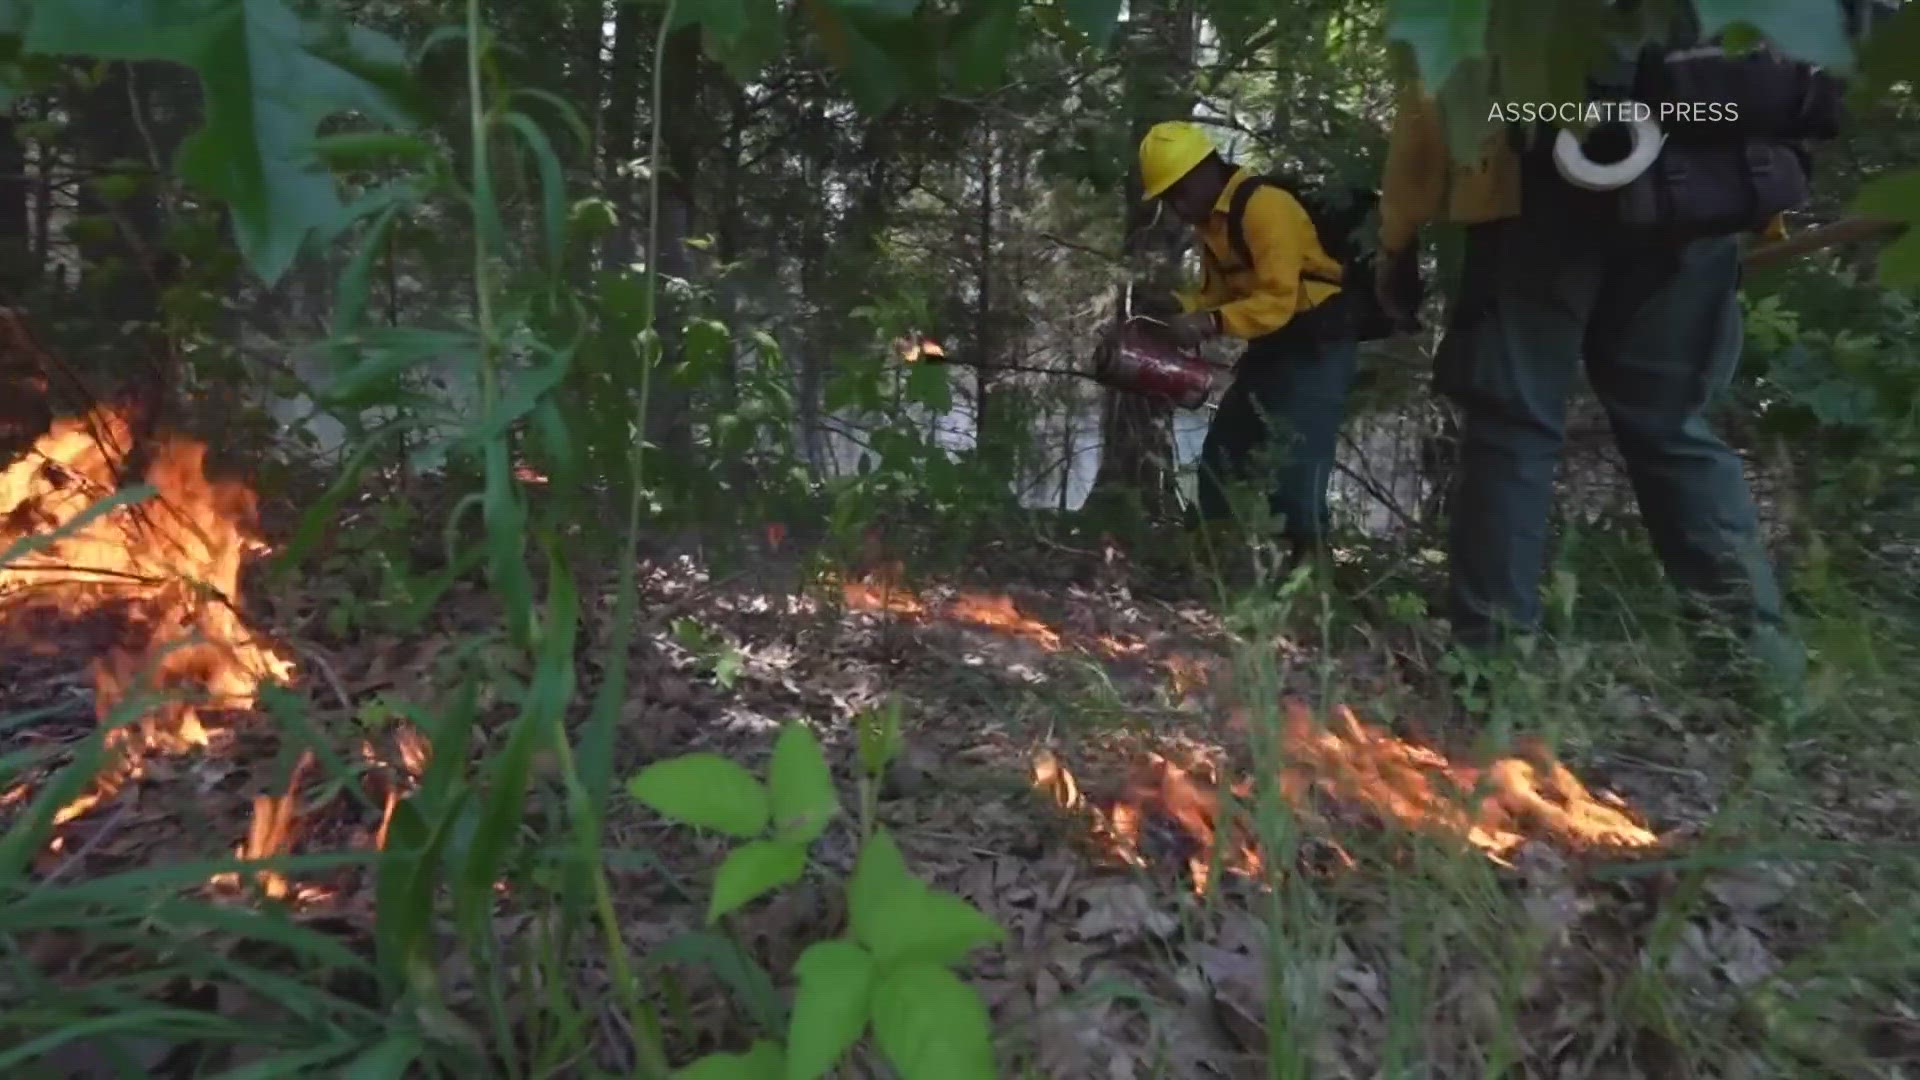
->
[1173,168,1343,340]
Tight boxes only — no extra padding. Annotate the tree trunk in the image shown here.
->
[972,123,995,444]
[1088,0,1196,522]
[0,114,30,304]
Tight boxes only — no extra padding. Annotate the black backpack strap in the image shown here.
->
[1223,175,1273,272]
[1227,174,1343,288]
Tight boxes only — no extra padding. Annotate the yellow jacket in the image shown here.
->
[1174,168,1344,340]
[1378,89,1789,255]
[1377,90,1522,257]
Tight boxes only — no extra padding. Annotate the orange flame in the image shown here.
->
[0,408,294,829]
[1040,699,1657,893]
[840,565,1061,650]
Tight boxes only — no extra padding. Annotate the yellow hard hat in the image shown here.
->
[1138,121,1215,201]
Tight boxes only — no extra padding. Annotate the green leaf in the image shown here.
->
[952,0,1019,90]
[1063,0,1120,49]
[860,887,1005,969]
[704,0,787,83]
[786,940,874,1080]
[28,0,418,285]
[674,0,747,38]
[1692,0,1853,73]
[870,963,995,1080]
[501,110,567,273]
[312,130,435,169]
[708,838,808,923]
[769,722,839,845]
[905,361,951,412]
[1385,0,1491,92]
[675,1040,785,1079]
[629,753,770,838]
[656,930,789,1031]
[341,1033,423,1080]
[848,829,919,947]
[1849,168,1920,287]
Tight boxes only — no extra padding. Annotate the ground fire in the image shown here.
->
[1037,698,1661,893]
[841,567,1657,888]
[0,407,295,833]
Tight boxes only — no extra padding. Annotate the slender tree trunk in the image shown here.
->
[1088,0,1197,521]
[972,123,995,444]
[650,24,702,461]
[0,114,29,304]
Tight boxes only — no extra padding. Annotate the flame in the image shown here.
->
[1039,698,1657,893]
[362,723,431,851]
[1161,654,1212,697]
[840,565,1061,649]
[947,593,1061,650]
[0,407,294,830]
[892,335,946,364]
[839,562,927,616]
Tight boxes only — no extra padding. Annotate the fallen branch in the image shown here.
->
[1745,216,1908,270]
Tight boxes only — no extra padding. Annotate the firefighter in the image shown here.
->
[1135,120,1360,572]
[1373,50,1814,716]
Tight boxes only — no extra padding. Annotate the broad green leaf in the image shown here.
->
[1063,0,1121,49]
[952,0,1019,90]
[848,829,920,948]
[674,0,747,37]
[708,838,808,923]
[1692,0,1853,73]
[311,130,435,169]
[26,0,419,284]
[629,753,771,838]
[859,887,1005,969]
[1849,168,1920,287]
[1385,0,1491,92]
[870,963,995,1080]
[704,0,787,84]
[675,1040,785,1079]
[786,940,875,1080]
[905,361,952,412]
[769,722,839,845]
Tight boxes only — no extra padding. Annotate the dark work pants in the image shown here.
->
[1436,208,1797,680]
[1196,310,1359,554]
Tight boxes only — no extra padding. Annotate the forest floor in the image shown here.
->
[7,483,1920,1078]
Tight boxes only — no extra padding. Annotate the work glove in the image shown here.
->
[1160,309,1219,350]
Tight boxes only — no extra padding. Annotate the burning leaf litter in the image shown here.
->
[1,407,297,871]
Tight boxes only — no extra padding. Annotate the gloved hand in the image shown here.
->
[1160,309,1218,350]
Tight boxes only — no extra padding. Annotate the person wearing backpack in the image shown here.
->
[1372,7,1858,720]
[1135,120,1411,574]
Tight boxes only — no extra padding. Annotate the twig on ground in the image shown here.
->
[42,800,132,884]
